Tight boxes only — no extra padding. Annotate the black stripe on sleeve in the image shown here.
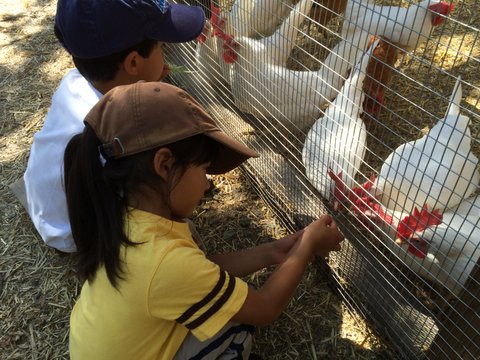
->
[176,270,226,325]
[186,274,236,330]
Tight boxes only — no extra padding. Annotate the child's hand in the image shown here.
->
[271,229,305,264]
[302,215,344,258]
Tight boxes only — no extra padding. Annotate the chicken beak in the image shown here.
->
[407,233,429,259]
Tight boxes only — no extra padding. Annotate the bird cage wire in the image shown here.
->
[166,0,480,358]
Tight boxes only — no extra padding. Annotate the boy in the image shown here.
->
[18,0,205,252]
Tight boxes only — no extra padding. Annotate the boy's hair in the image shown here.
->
[64,125,219,288]
[54,25,157,83]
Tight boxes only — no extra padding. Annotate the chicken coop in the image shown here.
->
[166,0,479,358]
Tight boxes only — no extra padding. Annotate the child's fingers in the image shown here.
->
[328,219,338,230]
[318,214,333,225]
[325,218,345,242]
[307,215,333,230]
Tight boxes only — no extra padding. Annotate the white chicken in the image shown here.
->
[195,0,299,91]
[202,0,314,96]
[227,0,348,37]
[335,159,479,295]
[227,0,296,38]
[321,0,454,102]
[221,0,356,130]
[350,0,454,51]
[302,39,379,203]
[392,195,480,294]
[220,0,313,66]
[372,77,479,213]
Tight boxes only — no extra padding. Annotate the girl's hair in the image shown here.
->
[54,25,157,83]
[64,124,219,288]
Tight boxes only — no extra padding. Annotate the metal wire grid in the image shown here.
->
[168,0,480,358]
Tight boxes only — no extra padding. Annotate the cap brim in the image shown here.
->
[148,4,205,43]
[205,130,259,174]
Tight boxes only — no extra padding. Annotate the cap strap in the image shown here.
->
[99,137,125,159]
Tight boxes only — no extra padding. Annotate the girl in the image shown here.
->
[64,81,344,360]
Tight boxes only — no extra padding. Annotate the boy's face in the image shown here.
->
[138,42,169,82]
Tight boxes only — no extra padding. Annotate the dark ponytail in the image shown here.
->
[64,125,134,288]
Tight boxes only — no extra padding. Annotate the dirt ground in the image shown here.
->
[0,0,401,359]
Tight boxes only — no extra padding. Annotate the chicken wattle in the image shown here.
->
[393,195,480,294]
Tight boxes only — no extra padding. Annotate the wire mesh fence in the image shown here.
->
[166,0,480,358]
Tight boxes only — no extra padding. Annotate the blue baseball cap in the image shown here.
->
[55,0,206,59]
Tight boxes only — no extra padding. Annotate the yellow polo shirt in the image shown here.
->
[69,209,248,360]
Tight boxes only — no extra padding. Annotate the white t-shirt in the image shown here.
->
[24,69,102,252]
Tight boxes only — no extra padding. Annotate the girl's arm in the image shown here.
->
[231,215,344,326]
[207,230,304,277]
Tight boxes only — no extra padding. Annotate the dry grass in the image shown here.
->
[0,1,392,359]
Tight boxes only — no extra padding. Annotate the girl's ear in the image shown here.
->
[123,51,141,76]
[153,148,175,182]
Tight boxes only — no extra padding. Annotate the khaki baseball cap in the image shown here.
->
[85,81,258,174]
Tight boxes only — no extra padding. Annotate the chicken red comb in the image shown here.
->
[222,35,238,64]
[328,168,348,203]
[210,2,227,38]
[396,205,443,242]
[328,168,349,211]
[210,1,220,26]
[328,168,345,193]
[349,174,376,202]
[222,34,234,43]
[429,2,454,26]
[349,175,394,228]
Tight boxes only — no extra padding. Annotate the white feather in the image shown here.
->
[302,39,379,199]
[389,195,480,294]
[373,77,479,213]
